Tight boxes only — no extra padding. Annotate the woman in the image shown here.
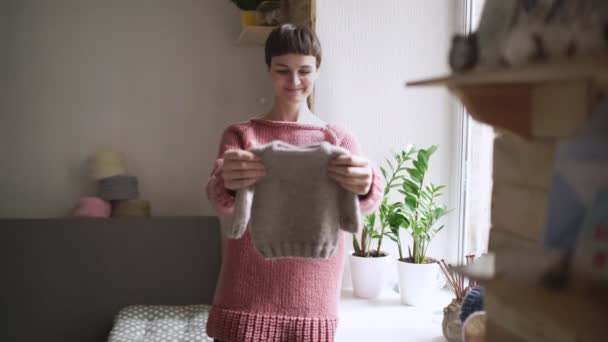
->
[206,23,384,342]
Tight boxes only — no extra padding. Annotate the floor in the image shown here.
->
[336,286,453,342]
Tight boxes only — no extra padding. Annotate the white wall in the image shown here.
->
[0,0,273,218]
[314,0,465,286]
[1,0,469,270]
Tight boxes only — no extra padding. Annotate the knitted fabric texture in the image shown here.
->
[460,286,484,323]
[229,140,361,258]
[205,118,384,342]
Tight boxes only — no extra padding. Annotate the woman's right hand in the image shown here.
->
[222,149,266,191]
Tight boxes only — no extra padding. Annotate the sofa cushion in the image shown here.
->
[107,304,213,342]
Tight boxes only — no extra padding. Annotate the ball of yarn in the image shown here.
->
[73,197,111,218]
[90,151,127,180]
[460,286,484,323]
[98,175,139,201]
[112,199,150,217]
[462,311,486,342]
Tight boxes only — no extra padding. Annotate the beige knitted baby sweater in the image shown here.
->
[228,140,361,258]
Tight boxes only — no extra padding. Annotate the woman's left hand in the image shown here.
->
[328,154,373,195]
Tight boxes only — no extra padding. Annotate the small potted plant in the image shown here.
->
[349,148,416,299]
[229,0,265,28]
[388,145,450,306]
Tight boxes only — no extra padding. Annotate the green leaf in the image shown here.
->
[402,182,419,196]
[420,190,432,201]
[365,213,376,229]
[434,225,445,234]
[405,197,417,210]
[403,179,420,192]
[412,159,426,174]
[389,202,402,210]
[385,158,395,172]
[369,232,382,239]
[433,184,447,192]
[418,149,429,165]
[380,167,387,181]
[417,201,431,212]
[393,152,400,162]
[406,168,423,183]
[433,207,448,218]
[388,211,408,228]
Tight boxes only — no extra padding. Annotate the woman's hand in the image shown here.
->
[328,154,373,195]
[222,149,266,191]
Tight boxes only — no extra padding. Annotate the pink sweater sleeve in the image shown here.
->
[206,125,244,215]
[331,126,385,215]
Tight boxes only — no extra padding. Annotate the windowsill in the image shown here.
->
[337,286,453,342]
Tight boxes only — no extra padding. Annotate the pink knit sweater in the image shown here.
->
[205,118,384,342]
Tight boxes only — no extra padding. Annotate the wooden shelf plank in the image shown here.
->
[484,277,607,342]
[237,25,276,47]
[406,54,608,87]
[407,72,606,138]
[454,249,563,282]
[456,253,608,341]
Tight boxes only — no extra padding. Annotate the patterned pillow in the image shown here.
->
[107,304,213,342]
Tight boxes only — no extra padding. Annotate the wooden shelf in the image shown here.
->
[406,55,608,138]
[456,254,608,342]
[406,54,608,87]
[455,251,563,283]
[483,277,607,342]
[237,25,276,47]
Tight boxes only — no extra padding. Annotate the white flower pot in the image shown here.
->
[349,252,389,299]
[397,259,444,306]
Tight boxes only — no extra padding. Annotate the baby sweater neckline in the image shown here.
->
[267,140,331,152]
[250,118,328,130]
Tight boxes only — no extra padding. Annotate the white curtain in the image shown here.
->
[463,0,494,256]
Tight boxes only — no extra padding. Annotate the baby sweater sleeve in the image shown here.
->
[228,143,269,239]
[206,125,244,215]
[331,126,385,215]
[335,153,362,234]
[228,185,254,239]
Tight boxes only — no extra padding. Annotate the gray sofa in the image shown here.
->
[0,217,222,342]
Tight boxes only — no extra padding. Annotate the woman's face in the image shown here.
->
[269,53,319,104]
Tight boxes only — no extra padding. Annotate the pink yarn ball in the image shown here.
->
[73,197,111,218]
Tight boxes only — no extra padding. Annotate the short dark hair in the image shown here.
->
[264,23,322,68]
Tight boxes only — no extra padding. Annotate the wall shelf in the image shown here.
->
[406,54,608,87]
[406,54,608,138]
[237,25,275,47]
[456,255,608,342]
[411,53,608,342]
[484,276,606,342]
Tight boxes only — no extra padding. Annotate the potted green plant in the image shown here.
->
[388,145,450,306]
[229,0,265,28]
[349,148,416,299]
